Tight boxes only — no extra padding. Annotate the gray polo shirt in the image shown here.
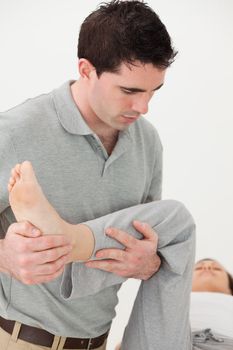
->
[0,81,162,337]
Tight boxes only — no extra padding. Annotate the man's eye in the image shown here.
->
[122,89,135,95]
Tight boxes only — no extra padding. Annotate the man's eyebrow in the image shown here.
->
[119,83,164,93]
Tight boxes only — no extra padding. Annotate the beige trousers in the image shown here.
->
[0,322,107,350]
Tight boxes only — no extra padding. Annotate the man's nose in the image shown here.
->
[132,96,149,115]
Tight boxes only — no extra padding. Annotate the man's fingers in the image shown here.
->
[105,227,137,248]
[36,254,69,275]
[23,265,66,285]
[95,248,126,261]
[132,220,158,241]
[31,245,72,264]
[26,234,71,252]
[85,260,123,274]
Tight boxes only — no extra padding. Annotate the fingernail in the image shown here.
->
[32,228,40,235]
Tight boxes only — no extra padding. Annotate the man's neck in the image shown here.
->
[70,80,119,143]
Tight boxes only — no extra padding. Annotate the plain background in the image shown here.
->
[0,1,232,349]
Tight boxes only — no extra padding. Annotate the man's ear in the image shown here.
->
[78,58,96,80]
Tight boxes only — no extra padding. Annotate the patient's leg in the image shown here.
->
[72,200,196,349]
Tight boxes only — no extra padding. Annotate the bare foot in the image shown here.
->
[8,161,94,261]
[8,161,67,235]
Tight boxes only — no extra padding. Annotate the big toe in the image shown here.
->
[20,161,37,182]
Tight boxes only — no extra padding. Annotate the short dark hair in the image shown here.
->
[78,0,177,76]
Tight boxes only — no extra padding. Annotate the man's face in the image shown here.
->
[192,260,231,295]
[87,61,166,132]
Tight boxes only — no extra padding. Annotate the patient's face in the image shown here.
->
[192,259,231,295]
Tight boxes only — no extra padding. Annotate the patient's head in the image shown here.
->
[192,259,233,295]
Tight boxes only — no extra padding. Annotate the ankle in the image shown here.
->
[64,223,95,262]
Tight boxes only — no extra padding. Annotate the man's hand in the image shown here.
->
[85,221,161,280]
[0,221,72,284]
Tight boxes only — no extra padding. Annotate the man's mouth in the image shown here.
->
[120,114,139,123]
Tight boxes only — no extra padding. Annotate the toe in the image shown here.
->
[7,183,12,192]
[14,170,20,181]
[10,169,19,183]
[15,163,21,174]
[9,177,15,185]
[21,161,37,182]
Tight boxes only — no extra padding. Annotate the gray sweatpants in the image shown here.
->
[192,329,233,349]
[72,200,196,350]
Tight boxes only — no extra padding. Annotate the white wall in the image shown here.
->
[0,1,233,349]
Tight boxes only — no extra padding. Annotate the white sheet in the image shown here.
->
[190,292,233,337]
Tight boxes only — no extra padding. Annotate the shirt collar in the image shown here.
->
[52,80,93,135]
[52,80,132,139]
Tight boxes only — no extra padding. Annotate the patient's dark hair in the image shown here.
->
[78,0,177,76]
[197,259,233,295]
[227,271,233,295]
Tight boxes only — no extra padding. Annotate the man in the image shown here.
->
[0,1,195,349]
